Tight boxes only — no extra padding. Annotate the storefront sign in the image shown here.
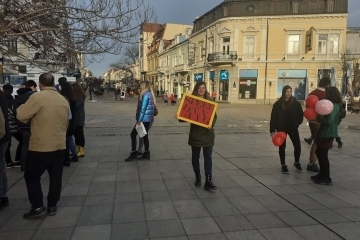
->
[194,73,203,81]
[240,69,258,78]
[219,70,229,81]
[177,93,218,128]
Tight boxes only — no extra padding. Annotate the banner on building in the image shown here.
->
[176,93,218,128]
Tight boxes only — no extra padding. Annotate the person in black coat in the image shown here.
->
[270,85,304,174]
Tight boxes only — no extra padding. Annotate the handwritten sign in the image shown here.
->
[177,93,218,128]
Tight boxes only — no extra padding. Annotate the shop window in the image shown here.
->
[239,79,257,99]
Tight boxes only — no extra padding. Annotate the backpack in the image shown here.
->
[338,104,346,125]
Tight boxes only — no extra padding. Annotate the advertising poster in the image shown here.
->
[277,77,307,100]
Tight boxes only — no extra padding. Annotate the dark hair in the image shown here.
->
[60,82,77,102]
[192,81,208,98]
[2,83,13,94]
[280,85,294,109]
[25,80,37,88]
[318,77,331,88]
[72,83,86,99]
[325,87,342,104]
[58,77,67,85]
[39,73,54,87]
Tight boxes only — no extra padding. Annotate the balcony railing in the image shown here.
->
[207,51,238,62]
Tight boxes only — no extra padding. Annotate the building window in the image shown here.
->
[287,35,300,54]
[317,34,339,54]
[244,36,255,58]
[140,45,144,57]
[4,39,17,52]
[292,1,299,13]
[222,37,230,54]
[239,79,257,99]
[209,38,214,53]
[326,0,334,12]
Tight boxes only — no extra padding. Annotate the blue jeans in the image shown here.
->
[66,136,77,157]
[138,122,153,152]
[191,146,213,175]
[0,142,9,198]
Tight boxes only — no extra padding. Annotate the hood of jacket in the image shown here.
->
[17,88,34,95]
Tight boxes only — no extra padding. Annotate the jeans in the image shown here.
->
[5,132,22,164]
[191,146,213,175]
[138,122,153,152]
[279,129,301,165]
[21,130,31,168]
[131,122,150,152]
[25,150,64,209]
[66,136,77,158]
[316,147,330,179]
[0,142,9,198]
[74,126,85,147]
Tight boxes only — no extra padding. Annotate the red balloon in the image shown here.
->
[304,108,317,121]
[306,95,319,108]
[272,132,286,146]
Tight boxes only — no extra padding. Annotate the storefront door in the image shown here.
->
[219,81,229,101]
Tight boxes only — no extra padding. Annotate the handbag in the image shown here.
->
[154,105,159,116]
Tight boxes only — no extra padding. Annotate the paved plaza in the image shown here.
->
[1,92,360,240]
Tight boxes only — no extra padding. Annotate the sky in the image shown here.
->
[88,0,359,78]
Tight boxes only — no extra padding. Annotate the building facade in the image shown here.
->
[188,0,348,103]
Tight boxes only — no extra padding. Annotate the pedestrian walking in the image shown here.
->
[170,93,176,105]
[270,85,304,174]
[311,87,342,186]
[130,89,134,100]
[114,87,120,101]
[125,82,155,161]
[211,90,217,102]
[120,89,125,101]
[0,90,11,210]
[163,93,168,105]
[72,83,86,158]
[60,82,78,165]
[176,81,217,190]
[2,84,22,168]
[13,80,37,171]
[304,77,331,173]
[16,73,69,219]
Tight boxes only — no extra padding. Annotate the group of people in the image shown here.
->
[162,92,176,105]
[270,77,343,185]
[0,73,86,219]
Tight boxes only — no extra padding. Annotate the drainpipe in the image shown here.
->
[264,19,269,104]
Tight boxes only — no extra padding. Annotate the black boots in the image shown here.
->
[125,151,137,162]
[195,172,201,187]
[141,151,150,160]
[204,175,217,190]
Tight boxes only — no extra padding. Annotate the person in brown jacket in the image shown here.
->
[17,73,70,220]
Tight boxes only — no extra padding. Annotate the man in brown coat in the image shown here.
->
[17,73,69,220]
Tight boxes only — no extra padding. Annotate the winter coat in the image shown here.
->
[270,98,303,134]
[67,101,77,136]
[316,103,340,138]
[136,90,154,122]
[0,91,11,143]
[14,88,35,129]
[74,98,85,127]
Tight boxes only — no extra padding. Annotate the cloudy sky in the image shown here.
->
[89,0,359,78]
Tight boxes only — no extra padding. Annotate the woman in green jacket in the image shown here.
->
[176,81,217,190]
[312,87,342,185]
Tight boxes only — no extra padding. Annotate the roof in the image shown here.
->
[141,23,163,33]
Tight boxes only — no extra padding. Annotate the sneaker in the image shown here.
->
[307,164,320,173]
[281,165,290,174]
[311,174,322,181]
[13,161,21,168]
[294,162,302,171]
[6,162,14,168]
[314,178,333,186]
[338,141,343,148]
[23,206,47,220]
[304,138,312,145]
[47,206,57,216]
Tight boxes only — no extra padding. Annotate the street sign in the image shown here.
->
[219,70,229,81]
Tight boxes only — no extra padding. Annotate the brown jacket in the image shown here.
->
[17,87,70,152]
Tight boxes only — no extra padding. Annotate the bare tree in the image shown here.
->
[110,44,139,69]
[0,0,156,70]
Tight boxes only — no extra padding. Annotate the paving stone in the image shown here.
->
[39,207,81,229]
[255,195,297,212]
[111,222,149,240]
[259,227,304,240]
[85,194,114,205]
[114,192,143,204]
[329,191,360,206]
[242,186,275,196]
[268,185,300,195]
[164,178,192,190]
[57,196,86,207]
[61,183,91,196]
[147,220,186,239]
[0,210,15,227]
[68,175,93,183]
[245,213,288,229]
[77,205,113,226]
[214,214,255,232]
[0,209,43,231]
[113,203,146,223]
[141,179,167,192]
[194,188,225,199]
[72,224,111,240]
[306,209,350,224]
[88,182,116,195]
[0,230,35,240]
[293,225,343,240]
[116,173,140,181]
[143,191,171,202]
[229,196,270,214]
[188,233,228,240]
[161,172,184,178]
[173,199,211,219]
[1,198,27,211]
[219,187,251,198]
[333,207,360,221]
[275,211,318,227]
[326,222,360,240]
[181,217,221,235]
[116,180,141,193]
[225,230,267,240]
[281,193,327,211]
[306,192,354,209]
[144,201,178,221]
[92,174,116,182]
[169,190,198,200]
[201,197,240,216]
[32,227,73,240]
